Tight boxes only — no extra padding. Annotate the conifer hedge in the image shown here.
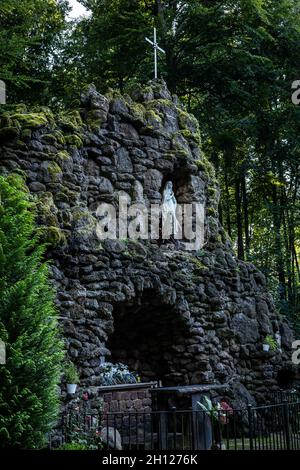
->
[0,174,63,448]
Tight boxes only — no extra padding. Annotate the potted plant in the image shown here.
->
[263,335,277,352]
[65,361,80,394]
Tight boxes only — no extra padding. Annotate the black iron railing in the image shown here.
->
[269,389,300,404]
[51,399,300,450]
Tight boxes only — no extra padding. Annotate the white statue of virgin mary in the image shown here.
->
[162,181,180,237]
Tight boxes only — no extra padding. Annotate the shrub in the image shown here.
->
[65,361,80,384]
[0,174,64,448]
[57,443,90,450]
[264,335,277,351]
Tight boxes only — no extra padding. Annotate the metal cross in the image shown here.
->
[145,27,165,80]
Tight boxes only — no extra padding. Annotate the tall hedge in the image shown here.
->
[0,174,63,448]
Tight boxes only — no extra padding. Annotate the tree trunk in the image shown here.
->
[156,0,179,93]
[271,183,286,301]
[224,165,232,238]
[241,173,250,259]
[235,176,244,260]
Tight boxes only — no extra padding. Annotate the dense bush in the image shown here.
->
[0,174,64,448]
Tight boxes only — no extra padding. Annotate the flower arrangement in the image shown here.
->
[219,400,234,425]
[197,396,233,425]
[99,362,138,386]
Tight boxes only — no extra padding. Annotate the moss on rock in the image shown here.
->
[42,134,57,145]
[190,257,209,274]
[65,134,83,148]
[39,225,67,247]
[171,133,191,158]
[20,128,32,141]
[195,158,216,179]
[0,126,19,142]
[54,130,66,145]
[56,150,71,161]
[36,192,59,227]
[10,112,48,129]
[208,186,218,198]
[48,161,62,181]
[86,109,106,130]
[127,101,147,125]
[58,110,83,132]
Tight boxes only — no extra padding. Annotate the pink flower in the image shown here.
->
[220,400,233,414]
[219,400,233,425]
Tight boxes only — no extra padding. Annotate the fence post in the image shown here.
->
[247,404,254,451]
[283,399,291,450]
[280,389,284,404]
[158,411,168,450]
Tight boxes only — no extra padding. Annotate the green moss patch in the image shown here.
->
[47,161,62,180]
[65,134,83,148]
[190,257,209,274]
[42,134,57,145]
[10,112,48,129]
[56,150,71,161]
[195,158,216,179]
[86,110,103,130]
[39,225,67,247]
[58,110,83,132]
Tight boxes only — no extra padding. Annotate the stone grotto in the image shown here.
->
[0,80,296,411]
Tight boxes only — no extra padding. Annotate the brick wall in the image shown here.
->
[100,385,153,414]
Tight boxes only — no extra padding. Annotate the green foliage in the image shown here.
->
[264,335,277,351]
[64,361,80,384]
[1,0,300,326]
[64,134,83,148]
[190,257,209,275]
[0,0,69,104]
[0,174,64,449]
[197,396,220,422]
[10,113,48,129]
[57,427,103,450]
[39,226,67,247]
[57,442,90,450]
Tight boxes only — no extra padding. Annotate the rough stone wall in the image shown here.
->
[0,81,295,407]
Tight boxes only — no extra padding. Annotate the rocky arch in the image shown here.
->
[107,288,193,385]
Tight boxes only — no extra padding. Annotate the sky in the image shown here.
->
[67,0,89,19]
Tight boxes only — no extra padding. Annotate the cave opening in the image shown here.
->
[107,290,190,386]
[277,368,296,389]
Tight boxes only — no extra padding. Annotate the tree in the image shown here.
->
[0,174,64,449]
[27,0,300,322]
[1,0,300,322]
[0,0,69,104]
[59,0,154,95]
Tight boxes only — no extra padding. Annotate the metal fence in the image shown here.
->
[53,399,300,450]
[268,389,300,404]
